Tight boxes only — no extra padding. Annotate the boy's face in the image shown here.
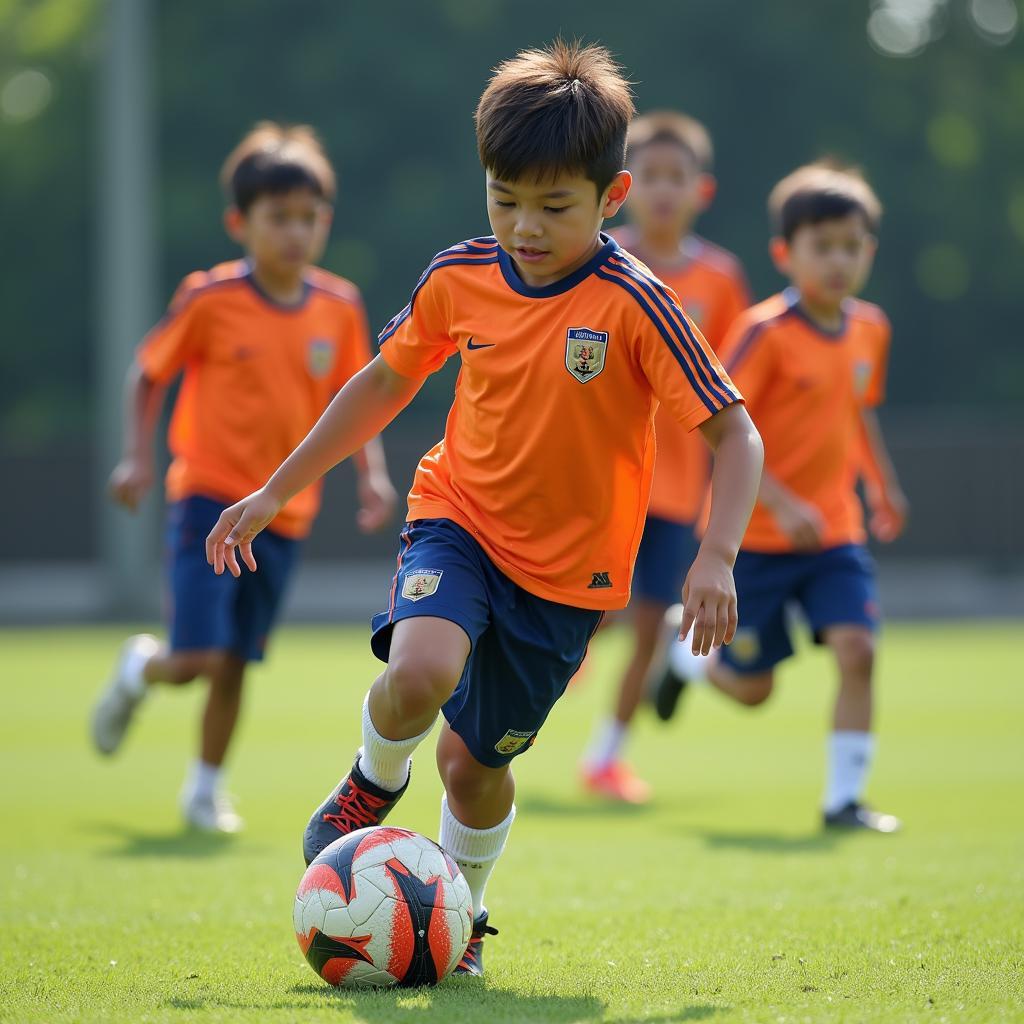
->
[626,141,713,239]
[773,213,877,307]
[226,188,332,279]
[486,169,630,287]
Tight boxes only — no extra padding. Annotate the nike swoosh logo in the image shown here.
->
[466,336,495,350]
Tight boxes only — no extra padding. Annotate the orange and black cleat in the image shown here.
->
[302,754,410,866]
[453,911,498,977]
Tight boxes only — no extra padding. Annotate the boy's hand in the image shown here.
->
[680,548,738,656]
[771,494,825,551]
[205,489,282,577]
[868,485,909,543]
[108,456,154,511]
[356,471,398,534]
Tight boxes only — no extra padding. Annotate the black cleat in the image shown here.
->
[302,754,410,866]
[453,911,498,977]
[653,663,689,722]
[824,801,901,833]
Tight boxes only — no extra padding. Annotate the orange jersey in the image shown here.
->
[137,260,372,539]
[719,288,890,553]
[612,228,750,523]
[377,234,742,610]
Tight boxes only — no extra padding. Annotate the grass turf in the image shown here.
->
[0,621,1021,1023]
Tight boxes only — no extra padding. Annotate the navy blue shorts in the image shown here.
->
[720,543,880,675]
[166,495,300,663]
[632,514,699,606]
[370,519,603,769]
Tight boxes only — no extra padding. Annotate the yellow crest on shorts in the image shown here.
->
[729,627,760,664]
[401,569,443,602]
[494,729,534,755]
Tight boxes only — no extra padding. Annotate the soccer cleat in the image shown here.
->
[181,789,244,834]
[453,911,498,977]
[302,754,410,866]
[580,759,652,805]
[90,633,159,755]
[824,801,902,833]
[652,663,689,722]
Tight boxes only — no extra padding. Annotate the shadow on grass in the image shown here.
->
[86,820,251,859]
[168,983,727,1022]
[698,828,843,854]
[516,793,652,819]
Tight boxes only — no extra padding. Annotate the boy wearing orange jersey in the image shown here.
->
[206,43,763,973]
[581,110,750,803]
[91,124,397,832]
[661,162,908,832]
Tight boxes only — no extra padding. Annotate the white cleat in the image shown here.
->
[181,790,245,834]
[90,634,159,755]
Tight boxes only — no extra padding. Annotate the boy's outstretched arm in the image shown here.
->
[108,360,166,511]
[685,403,764,655]
[351,437,398,534]
[206,355,422,576]
[859,407,909,542]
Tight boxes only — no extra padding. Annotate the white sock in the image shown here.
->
[357,695,434,792]
[439,796,515,919]
[121,636,157,698]
[584,717,626,769]
[824,730,875,813]
[186,759,222,803]
[668,635,717,682]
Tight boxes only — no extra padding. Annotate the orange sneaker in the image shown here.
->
[580,760,652,804]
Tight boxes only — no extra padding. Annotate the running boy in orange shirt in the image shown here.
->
[581,110,751,803]
[206,42,763,973]
[91,124,397,832]
[660,161,908,831]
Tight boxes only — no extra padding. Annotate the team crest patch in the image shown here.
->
[494,729,535,756]
[853,359,873,397]
[565,327,608,383]
[307,338,335,378]
[401,569,443,602]
[729,627,760,665]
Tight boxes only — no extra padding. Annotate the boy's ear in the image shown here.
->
[769,235,790,275]
[602,170,632,218]
[696,173,717,209]
[223,206,246,243]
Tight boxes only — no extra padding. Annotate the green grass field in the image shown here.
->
[1,622,1022,1023]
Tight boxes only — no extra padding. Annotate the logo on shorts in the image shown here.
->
[587,571,612,589]
[494,729,535,756]
[565,327,608,383]
[308,338,336,378]
[729,627,760,664]
[401,569,443,602]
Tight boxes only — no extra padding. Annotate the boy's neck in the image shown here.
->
[249,262,308,306]
[794,289,845,333]
[632,224,695,268]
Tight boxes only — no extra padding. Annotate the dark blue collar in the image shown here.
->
[783,286,848,339]
[244,262,312,310]
[498,233,619,298]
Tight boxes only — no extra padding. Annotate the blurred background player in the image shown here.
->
[580,110,750,803]
[658,161,908,831]
[90,123,397,833]
[204,42,763,974]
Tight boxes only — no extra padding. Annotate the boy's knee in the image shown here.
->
[828,629,875,677]
[438,746,507,806]
[384,651,461,721]
[736,675,774,706]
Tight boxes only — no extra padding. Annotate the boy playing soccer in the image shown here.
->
[206,42,763,973]
[659,161,908,832]
[91,123,397,833]
[580,110,751,803]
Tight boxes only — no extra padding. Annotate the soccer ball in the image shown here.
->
[294,826,474,987]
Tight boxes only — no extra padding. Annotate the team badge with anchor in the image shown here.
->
[565,327,608,383]
[401,569,443,602]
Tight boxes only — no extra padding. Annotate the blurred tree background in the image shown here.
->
[1,0,1022,564]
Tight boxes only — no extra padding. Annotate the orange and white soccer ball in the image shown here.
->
[294,826,474,987]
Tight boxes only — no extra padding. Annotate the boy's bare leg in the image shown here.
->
[706,660,775,706]
[199,654,246,766]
